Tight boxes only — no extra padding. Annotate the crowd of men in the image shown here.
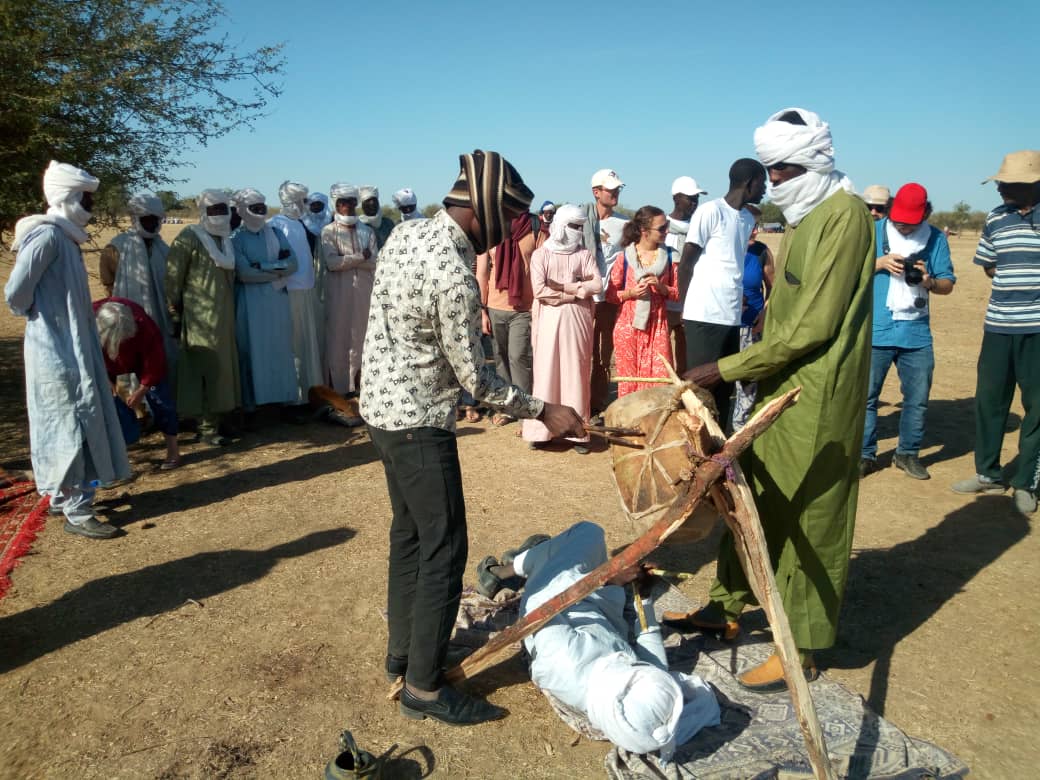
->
[5,109,1039,752]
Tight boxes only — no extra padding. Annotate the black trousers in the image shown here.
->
[683,320,741,430]
[369,425,468,690]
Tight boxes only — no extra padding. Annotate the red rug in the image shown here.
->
[0,470,50,600]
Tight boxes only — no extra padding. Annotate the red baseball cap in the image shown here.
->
[889,183,928,224]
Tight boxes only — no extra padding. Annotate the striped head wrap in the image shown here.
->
[442,150,533,253]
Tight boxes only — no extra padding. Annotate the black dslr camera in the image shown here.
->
[902,252,925,286]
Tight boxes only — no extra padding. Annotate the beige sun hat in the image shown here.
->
[982,150,1040,184]
[861,185,891,206]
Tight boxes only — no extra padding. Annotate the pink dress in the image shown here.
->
[605,249,678,397]
[522,246,602,443]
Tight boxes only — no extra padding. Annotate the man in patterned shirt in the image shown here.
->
[953,150,1040,516]
[361,150,585,726]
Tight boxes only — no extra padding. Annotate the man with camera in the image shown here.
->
[860,183,956,480]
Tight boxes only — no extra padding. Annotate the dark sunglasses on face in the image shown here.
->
[399,204,416,214]
[868,204,887,213]
[647,224,668,234]
[768,162,793,172]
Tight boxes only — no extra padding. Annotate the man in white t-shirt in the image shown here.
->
[678,159,766,427]
[665,176,708,375]
[583,168,629,414]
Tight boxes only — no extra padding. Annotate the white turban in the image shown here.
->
[43,160,99,208]
[127,192,164,218]
[232,188,267,232]
[585,654,684,756]
[753,107,835,173]
[753,107,855,226]
[392,188,417,208]
[42,160,99,229]
[196,189,233,238]
[278,180,309,219]
[330,183,359,202]
[303,191,331,236]
[359,185,379,202]
[544,204,586,254]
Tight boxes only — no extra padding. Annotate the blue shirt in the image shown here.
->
[974,203,1040,334]
[741,241,768,326]
[871,219,956,349]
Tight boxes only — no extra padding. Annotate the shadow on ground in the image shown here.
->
[831,495,1030,716]
[0,528,355,672]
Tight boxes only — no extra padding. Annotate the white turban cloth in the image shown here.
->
[196,189,233,238]
[753,107,855,226]
[127,192,164,238]
[585,654,684,756]
[330,183,360,202]
[43,160,99,228]
[544,203,586,254]
[359,185,379,202]
[232,187,267,232]
[278,180,309,220]
[392,188,417,208]
[303,191,331,236]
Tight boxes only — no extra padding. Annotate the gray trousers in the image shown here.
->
[488,308,532,394]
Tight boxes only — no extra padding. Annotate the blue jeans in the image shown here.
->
[862,345,934,459]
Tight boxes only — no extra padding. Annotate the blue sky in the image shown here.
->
[170,0,1036,214]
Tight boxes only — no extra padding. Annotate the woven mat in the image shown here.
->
[0,470,49,600]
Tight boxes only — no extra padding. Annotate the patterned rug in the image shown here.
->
[0,470,49,600]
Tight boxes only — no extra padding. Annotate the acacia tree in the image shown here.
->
[0,0,284,229]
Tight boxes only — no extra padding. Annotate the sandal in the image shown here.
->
[160,457,182,471]
[491,412,514,427]
[464,407,483,423]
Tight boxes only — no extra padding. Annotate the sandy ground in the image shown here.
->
[0,225,1036,779]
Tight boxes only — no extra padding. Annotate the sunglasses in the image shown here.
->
[767,162,793,172]
[868,204,887,213]
[399,204,416,214]
[646,224,669,234]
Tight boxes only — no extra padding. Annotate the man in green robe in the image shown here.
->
[682,108,875,691]
[165,189,241,445]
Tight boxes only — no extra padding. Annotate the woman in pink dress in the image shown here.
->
[522,205,602,453]
[605,206,679,397]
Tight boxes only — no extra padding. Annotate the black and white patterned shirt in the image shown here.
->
[360,210,543,431]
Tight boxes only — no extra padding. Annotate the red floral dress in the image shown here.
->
[605,250,679,397]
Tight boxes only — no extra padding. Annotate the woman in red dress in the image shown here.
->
[605,206,679,397]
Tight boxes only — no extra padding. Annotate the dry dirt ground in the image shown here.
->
[0,226,1036,779]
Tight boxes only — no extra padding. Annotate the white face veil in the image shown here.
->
[303,192,331,235]
[232,188,267,232]
[392,188,421,221]
[543,204,586,253]
[278,180,309,220]
[197,189,233,237]
[330,183,360,226]
[127,192,165,238]
[43,160,99,228]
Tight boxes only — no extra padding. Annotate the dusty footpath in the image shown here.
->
[0,226,1036,779]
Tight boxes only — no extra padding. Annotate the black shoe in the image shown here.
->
[474,555,503,599]
[385,654,407,683]
[501,535,550,567]
[894,453,930,480]
[858,458,878,479]
[63,517,120,539]
[399,685,507,726]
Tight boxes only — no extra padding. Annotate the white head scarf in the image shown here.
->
[44,160,99,228]
[358,185,382,228]
[330,183,360,226]
[197,189,233,237]
[127,192,164,238]
[585,654,684,756]
[232,187,267,232]
[303,191,331,235]
[544,204,586,253]
[278,180,309,220]
[393,188,423,221]
[11,161,99,249]
[753,107,856,226]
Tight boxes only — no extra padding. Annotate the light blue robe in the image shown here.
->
[4,223,131,491]
[231,226,299,408]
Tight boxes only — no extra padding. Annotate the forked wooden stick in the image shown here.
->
[658,359,835,780]
[444,386,800,686]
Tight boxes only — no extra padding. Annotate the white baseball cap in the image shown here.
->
[591,169,625,190]
[671,176,707,197]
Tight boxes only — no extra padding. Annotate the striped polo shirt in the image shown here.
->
[974,203,1040,334]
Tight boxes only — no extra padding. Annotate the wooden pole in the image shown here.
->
[444,387,799,684]
[659,359,836,780]
[609,376,674,384]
